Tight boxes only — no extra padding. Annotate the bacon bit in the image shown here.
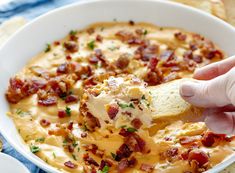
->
[99,160,107,170]
[87,28,95,35]
[96,34,103,42]
[76,65,93,79]
[205,49,223,59]
[84,144,98,154]
[63,41,78,53]
[160,50,175,62]
[201,132,229,147]
[85,112,101,130]
[135,44,159,61]
[58,110,66,118]
[81,132,87,138]
[164,137,172,141]
[201,132,216,147]
[140,163,154,173]
[88,55,99,64]
[65,95,78,103]
[119,128,133,137]
[70,35,78,41]
[83,76,97,88]
[129,156,137,167]
[124,133,146,153]
[118,159,129,172]
[116,54,130,69]
[192,55,203,63]
[54,41,60,46]
[66,55,72,60]
[188,149,209,167]
[174,32,187,41]
[6,78,47,104]
[129,20,135,25]
[38,96,57,106]
[179,136,198,145]
[57,63,67,73]
[183,50,193,60]
[107,103,119,119]
[165,147,178,157]
[40,119,51,127]
[189,42,198,51]
[56,62,76,74]
[148,57,158,71]
[115,30,134,42]
[144,69,163,86]
[92,49,108,66]
[127,38,143,45]
[116,144,132,161]
[131,118,143,129]
[64,161,77,169]
[181,150,190,160]
[67,122,73,130]
[67,145,74,153]
[85,144,104,158]
[83,153,99,166]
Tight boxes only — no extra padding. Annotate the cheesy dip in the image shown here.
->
[5,22,235,173]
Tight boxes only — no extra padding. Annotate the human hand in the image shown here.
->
[180,56,235,134]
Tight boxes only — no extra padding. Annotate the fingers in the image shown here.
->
[204,108,235,135]
[194,55,235,80]
[180,72,231,107]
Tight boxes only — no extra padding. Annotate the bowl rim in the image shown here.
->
[1,0,235,173]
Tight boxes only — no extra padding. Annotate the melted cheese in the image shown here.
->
[6,22,234,173]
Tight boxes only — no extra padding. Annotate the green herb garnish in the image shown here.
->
[72,154,77,161]
[143,30,148,35]
[87,40,95,50]
[53,152,56,159]
[118,103,129,109]
[127,127,137,132]
[16,109,30,117]
[63,139,68,145]
[72,142,78,148]
[44,43,51,53]
[30,145,40,153]
[59,92,67,100]
[65,106,71,116]
[111,152,116,160]
[120,125,127,128]
[77,147,80,152]
[118,102,135,109]
[101,165,109,173]
[129,103,135,108]
[35,137,45,143]
[141,95,146,100]
[69,30,77,35]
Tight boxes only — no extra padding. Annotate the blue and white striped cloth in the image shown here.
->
[0,1,79,172]
[0,0,78,23]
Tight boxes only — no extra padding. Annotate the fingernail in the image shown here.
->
[180,83,195,97]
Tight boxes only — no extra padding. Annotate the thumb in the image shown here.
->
[180,67,235,107]
[204,108,235,135]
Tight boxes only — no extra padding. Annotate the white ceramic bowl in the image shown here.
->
[1,0,235,172]
[0,153,30,173]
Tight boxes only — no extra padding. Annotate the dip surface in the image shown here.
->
[5,22,234,173]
